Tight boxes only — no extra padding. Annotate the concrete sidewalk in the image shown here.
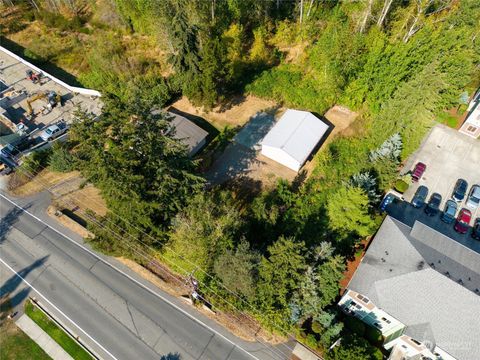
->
[16,314,74,360]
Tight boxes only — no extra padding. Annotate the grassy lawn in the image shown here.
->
[0,320,52,360]
[24,301,92,360]
[437,112,459,128]
[0,295,51,360]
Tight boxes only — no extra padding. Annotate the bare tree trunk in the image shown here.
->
[359,0,374,33]
[211,0,215,22]
[0,0,15,7]
[46,0,60,13]
[377,0,393,28]
[403,15,420,42]
[402,0,443,43]
[63,0,77,15]
[306,0,315,18]
[299,0,304,24]
[277,0,280,11]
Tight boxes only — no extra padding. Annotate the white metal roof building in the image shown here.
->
[260,109,329,172]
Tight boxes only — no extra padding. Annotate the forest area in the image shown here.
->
[1,0,480,359]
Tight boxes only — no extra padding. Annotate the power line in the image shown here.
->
[10,140,299,339]
[8,156,294,360]
[10,139,299,355]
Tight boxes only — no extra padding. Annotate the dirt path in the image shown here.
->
[170,95,278,129]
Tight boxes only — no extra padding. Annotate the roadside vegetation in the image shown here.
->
[0,297,51,360]
[2,0,479,358]
[24,300,92,360]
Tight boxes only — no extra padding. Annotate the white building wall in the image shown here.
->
[459,90,480,138]
[0,46,101,97]
[261,145,301,172]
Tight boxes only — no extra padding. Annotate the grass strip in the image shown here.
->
[0,320,52,360]
[24,300,92,360]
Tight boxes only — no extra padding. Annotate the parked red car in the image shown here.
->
[411,162,426,182]
[454,208,472,234]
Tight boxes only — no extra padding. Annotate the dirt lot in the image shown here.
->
[206,104,359,189]
[9,170,80,197]
[58,184,108,217]
[170,95,278,129]
[323,105,359,141]
[8,168,107,217]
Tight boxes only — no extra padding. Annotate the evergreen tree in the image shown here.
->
[349,172,381,204]
[167,191,242,279]
[69,95,204,245]
[213,240,260,300]
[257,236,307,328]
[326,187,374,238]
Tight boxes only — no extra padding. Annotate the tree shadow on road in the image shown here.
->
[0,256,49,322]
[0,203,32,244]
[1,202,48,320]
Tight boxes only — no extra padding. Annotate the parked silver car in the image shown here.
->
[466,185,480,209]
[441,199,458,223]
[40,121,68,142]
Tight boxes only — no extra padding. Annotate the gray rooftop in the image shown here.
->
[168,112,208,155]
[348,216,480,360]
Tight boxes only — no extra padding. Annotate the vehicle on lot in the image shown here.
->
[441,200,458,224]
[454,208,472,234]
[380,193,399,212]
[411,185,428,208]
[411,162,426,182]
[0,144,20,158]
[472,218,480,240]
[0,159,13,175]
[466,185,480,209]
[452,179,468,202]
[40,121,68,142]
[425,193,442,216]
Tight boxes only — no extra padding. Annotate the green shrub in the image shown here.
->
[49,144,75,173]
[35,11,85,32]
[311,320,323,334]
[23,49,45,63]
[394,179,409,193]
[457,103,468,115]
[365,326,383,344]
[20,149,52,175]
[344,316,365,336]
[304,334,318,349]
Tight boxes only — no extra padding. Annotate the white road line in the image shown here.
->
[0,194,263,360]
[0,258,119,360]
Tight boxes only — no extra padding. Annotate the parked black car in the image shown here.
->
[412,186,428,208]
[441,200,458,224]
[425,193,442,216]
[380,193,399,212]
[452,179,468,202]
[472,218,480,240]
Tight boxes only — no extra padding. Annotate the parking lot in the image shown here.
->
[0,47,101,133]
[402,125,480,221]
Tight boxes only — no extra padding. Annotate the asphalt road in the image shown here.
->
[0,194,289,360]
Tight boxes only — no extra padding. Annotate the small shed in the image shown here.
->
[260,109,329,172]
[168,112,208,156]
